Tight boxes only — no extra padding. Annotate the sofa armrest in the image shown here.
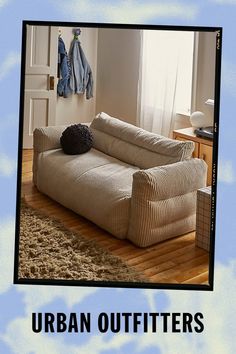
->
[132,158,207,201]
[33,122,91,153]
[127,159,207,247]
[33,125,67,153]
[33,123,91,185]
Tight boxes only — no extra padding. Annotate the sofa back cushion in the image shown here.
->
[90,112,194,169]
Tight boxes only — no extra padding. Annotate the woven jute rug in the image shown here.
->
[18,202,145,283]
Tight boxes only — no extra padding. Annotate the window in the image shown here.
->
[138,30,194,136]
[174,32,194,115]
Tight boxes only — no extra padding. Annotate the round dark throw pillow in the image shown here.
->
[60,124,93,155]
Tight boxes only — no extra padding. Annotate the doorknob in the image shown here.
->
[49,76,55,90]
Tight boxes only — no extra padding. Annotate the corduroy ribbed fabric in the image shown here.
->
[33,117,207,247]
[36,148,139,238]
[127,159,207,247]
[90,112,194,167]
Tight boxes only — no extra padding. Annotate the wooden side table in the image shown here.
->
[173,127,213,186]
[195,186,211,251]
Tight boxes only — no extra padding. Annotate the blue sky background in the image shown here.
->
[0,0,236,353]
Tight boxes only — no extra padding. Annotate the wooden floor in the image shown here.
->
[20,149,209,285]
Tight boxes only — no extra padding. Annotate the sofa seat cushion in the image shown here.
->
[36,147,139,239]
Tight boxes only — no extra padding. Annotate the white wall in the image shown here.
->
[173,114,192,130]
[56,27,98,125]
[55,28,217,130]
[95,28,141,125]
[55,27,140,127]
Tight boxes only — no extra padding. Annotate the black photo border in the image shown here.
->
[14,20,222,291]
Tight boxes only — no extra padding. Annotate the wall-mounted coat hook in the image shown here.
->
[72,28,81,40]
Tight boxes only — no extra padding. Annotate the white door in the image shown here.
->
[23,25,58,148]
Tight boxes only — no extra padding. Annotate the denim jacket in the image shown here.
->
[69,39,93,99]
[57,37,72,98]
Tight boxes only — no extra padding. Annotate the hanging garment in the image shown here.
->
[57,37,72,98]
[69,39,93,99]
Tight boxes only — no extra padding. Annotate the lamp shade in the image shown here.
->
[190,111,206,128]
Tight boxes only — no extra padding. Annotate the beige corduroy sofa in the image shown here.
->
[33,112,207,247]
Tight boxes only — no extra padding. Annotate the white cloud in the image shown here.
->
[17,285,98,313]
[70,333,133,354]
[139,261,236,354]
[0,51,21,82]
[211,0,236,3]
[0,153,16,177]
[57,0,198,23]
[1,315,133,354]
[2,261,236,354]
[2,286,131,354]
[1,316,66,354]
[218,160,235,183]
[221,59,236,97]
[0,218,15,294]
[0,0,10,8]
[142,289,157,312]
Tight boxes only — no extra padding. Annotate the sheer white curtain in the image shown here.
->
[137,30,191,138]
